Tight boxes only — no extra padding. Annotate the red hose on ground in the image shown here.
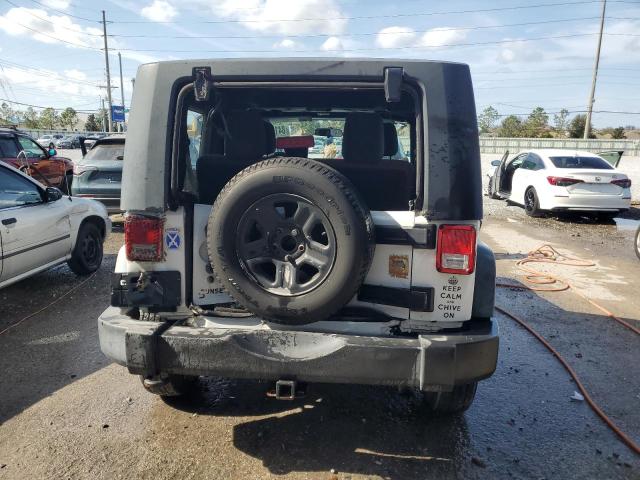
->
[495,244,640,456]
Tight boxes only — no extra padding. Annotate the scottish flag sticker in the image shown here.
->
[165,228,181,250]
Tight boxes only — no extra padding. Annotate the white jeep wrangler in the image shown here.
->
[99,59,498,413]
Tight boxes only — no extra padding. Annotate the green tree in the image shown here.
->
[497,115,524,137]
[611,127,626,139]
[553,108,570,134]
[39,107,59,130]
[0,102,15,124]
[478,106,500,135]
[22,107,39,128]
[84,113,100,131]
[568,114,594,138]
[523,107,549,137]
[59,107,78,131]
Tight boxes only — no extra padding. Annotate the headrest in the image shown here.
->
[383,123,398,157]
[224,110,266,160]
[341,112,384,163]
[264,121,276,155]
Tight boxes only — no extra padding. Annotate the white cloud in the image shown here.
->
[0,7,158,64]
[140,0,178,22]
[0,7,103,48]
[376,26,416,49]
[273,38,299,49]
[40,0,70,9]
[419,27,466,47]
[496,40,543,64]
[194,0,347,36]
[321,36,343,51]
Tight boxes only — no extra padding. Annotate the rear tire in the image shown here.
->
[422,382,478,415]
[524,187,543,217]
[67,222,103,275]
[635,226,640,261]
[207,157,375,325]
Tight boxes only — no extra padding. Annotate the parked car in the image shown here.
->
[0,162,110,289]
[72,135,124,213]
[56,135,82,149]
[36,134,64,149]
[487,149,631,218]
[0,127,73,193]
[98,59,497,413]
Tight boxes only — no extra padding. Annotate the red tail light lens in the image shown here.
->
[436,225,476,275]
[125,214,164,262]
[547,176,584,187]
[611,178,631,188]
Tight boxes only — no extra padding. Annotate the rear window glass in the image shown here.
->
[549,156,613,169]
[84,143,124,161]
[0,136,19,157]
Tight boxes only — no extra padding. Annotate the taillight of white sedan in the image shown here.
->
[487,149,631,218]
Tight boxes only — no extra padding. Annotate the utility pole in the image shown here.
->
[584,0,606,139]
[101,97,106,132]
[118,52,125,131]
[102,10,113,133]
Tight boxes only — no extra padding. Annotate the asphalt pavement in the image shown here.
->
[0,201,638,479]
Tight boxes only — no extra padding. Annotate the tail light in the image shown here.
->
[125,214,164,262]
[436,225,476,275]
[547,176,584,187]
[611,178,631,188]
[73,164,97,175]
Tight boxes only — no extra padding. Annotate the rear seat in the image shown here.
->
[321,112,414,211]
[196,110,267,204]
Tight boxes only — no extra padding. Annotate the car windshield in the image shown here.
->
[549,156,613,170]
[83,143,124,161]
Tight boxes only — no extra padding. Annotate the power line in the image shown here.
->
[113,32,618,53]
[2,0,102,34]
[108,16,617,39]
[6,20,102,49]
[25,0,99,22]
[0,58,102,87]
[106,0,619,24]
[0,97,99,113]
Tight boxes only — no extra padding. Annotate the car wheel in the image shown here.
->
[421,382,478,415]
[207,157,375,325]
[524,187,543,217]
[635,226,640,261]
[67,222,103,275]
[140,374,199,397]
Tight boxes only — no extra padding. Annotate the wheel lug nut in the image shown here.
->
[291,229,299,236]
[298,245,305,252]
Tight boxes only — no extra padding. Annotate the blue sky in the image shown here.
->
[0,0,639,127]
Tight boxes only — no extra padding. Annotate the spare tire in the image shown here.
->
[207,157,375,325]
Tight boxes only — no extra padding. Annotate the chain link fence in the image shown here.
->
[480,137,640,156]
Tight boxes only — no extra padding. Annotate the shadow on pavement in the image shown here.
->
[167,379,470,478]
[0,255,115,424]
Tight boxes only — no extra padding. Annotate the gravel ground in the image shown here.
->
[0,204,639,479]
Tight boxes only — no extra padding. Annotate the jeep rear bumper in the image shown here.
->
[98,307,498,391]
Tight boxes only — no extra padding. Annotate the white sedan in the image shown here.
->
[487,149,631,217]
[0,162,111,289]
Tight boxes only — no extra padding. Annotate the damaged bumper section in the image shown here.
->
[98,307,498,391]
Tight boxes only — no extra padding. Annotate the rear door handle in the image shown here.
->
[2,217,17,226]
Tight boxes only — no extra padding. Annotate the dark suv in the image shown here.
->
[0,127,73,192]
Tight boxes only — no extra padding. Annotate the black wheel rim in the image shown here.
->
[236,193,337,296]
[82,231,100,267]
[525,190,535,211]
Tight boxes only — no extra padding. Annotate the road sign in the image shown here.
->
[111,105,125,123]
